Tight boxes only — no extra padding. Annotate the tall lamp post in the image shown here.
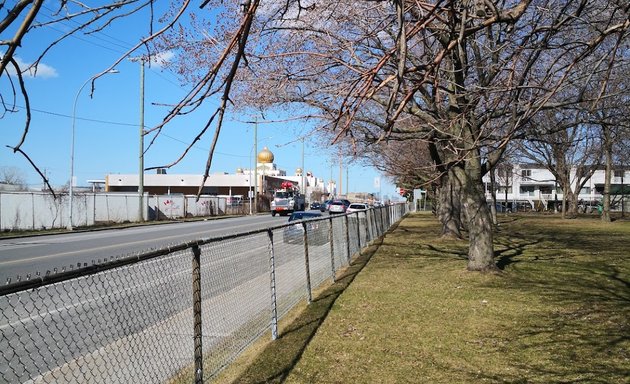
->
[68,69,118,230]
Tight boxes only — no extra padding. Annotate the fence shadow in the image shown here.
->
[224,240,382,384]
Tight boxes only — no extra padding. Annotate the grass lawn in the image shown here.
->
[213,213,630,383]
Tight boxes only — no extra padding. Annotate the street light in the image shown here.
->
[68,69,119,230]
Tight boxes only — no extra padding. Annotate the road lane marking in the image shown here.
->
[0,224,271,267]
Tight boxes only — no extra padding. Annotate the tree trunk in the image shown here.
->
[602,126,612,222]
[454,165,497,271]
[437,172,463,238]
[489,168,498,226]
[565,191,579,218]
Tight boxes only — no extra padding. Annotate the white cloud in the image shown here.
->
[149,51,174,68]
[8,57,59,79]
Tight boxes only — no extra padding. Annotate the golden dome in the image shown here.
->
[296,168,303,175]
[257,147,274,163]
[236,168,243,174]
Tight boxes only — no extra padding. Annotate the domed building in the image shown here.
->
[257,147,274,164]
[106,143,331,208]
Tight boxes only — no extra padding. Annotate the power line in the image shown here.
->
[12,105,246,158]
[38,5,186,92]
[13,105,138,127]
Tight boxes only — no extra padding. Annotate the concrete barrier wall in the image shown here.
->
[0,192,229,231]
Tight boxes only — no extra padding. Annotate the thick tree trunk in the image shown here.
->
[566,191,579,218]
[454,165,497,271]
[437,172,463,238]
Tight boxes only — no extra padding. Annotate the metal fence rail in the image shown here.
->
[1,203,409,383]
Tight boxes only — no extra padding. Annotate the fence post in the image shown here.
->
[191,245,203,384]
[267,229,279,340]
[344,214,351,264]
[302,222,313,304]
[328,216,336,283]
[355,212,361,250]
[369,209,375,241]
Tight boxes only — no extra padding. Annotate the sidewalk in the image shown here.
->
[213,212,630,384]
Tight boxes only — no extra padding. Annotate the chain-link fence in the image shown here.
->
[1,203,409,383]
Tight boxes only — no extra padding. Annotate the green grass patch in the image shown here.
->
[215,213,629,383]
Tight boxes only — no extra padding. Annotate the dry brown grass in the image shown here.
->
[213,213,630,383]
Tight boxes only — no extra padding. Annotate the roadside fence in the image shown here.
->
[0,203,409,383]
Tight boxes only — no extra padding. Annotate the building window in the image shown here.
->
[614,170,624,178]
[521,169,532,178]
[520,185,535,196]
[580,187,591,195]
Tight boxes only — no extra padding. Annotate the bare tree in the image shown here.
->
[594,79,630,222]
[169,0,627,270]
[2,1,202,191]
[4,1,630,272]
[0,166,27,189]
[518,109,604,218]
[363,138,466,237]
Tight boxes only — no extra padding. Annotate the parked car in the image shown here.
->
[489,202,511,213]
[282,211,327,245]
[328,199,351,214]
[309,201,321,210]
[346,203,368,213]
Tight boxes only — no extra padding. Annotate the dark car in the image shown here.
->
[328,199,351,214]
[309,201,321,210]
[282,211,327,245]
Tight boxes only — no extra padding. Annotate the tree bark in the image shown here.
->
[489,168,498,226]
[602,125,612,222]
[454,164,497,271]
[437,172,463,238]
[565,191,579,218]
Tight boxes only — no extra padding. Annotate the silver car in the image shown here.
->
[328,200,349,214]
[346,203,368,213]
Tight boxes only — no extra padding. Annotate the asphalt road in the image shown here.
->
[0,212,346,383]
[0,214,288,284]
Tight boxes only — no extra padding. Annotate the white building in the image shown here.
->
[483,163,629,211]
[105,147,330,201]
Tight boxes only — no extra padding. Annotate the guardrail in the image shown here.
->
[0,203,409,383]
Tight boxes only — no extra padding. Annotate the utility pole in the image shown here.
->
[301,138,305,196]
[138,59,145,222]
[338,150,342,198]
[254,119,258,213]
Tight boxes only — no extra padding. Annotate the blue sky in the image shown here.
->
[1,3,397,200]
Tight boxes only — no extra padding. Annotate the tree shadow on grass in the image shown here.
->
[494,237,542,270]
[225,241,381,384]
